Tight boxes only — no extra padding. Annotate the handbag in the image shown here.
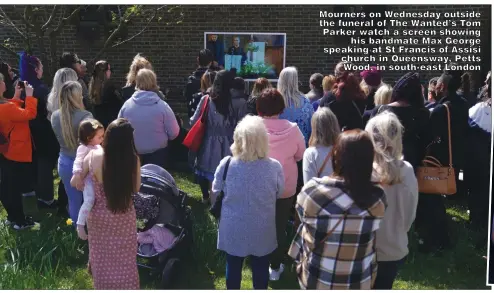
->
[183,96,210,152]
[209,157,232,219]
[417,103,457,195]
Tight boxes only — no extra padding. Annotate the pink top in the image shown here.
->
[137,225,177,253]
[263,118,306,198]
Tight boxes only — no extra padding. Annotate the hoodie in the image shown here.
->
[118,90,179,155]
[263,118,306,198]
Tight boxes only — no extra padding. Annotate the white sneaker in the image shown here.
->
[269,264,285,281]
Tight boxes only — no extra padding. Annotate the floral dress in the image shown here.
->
[86,170,139,289]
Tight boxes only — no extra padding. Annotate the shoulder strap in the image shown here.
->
[308,213,346,254]
[200,95,210,123]
[444,103,453,168]
[317,151,332,177]
[223,156,232,181]
[377,105,384,114]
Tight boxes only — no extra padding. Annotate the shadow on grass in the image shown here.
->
[0,170,489,289]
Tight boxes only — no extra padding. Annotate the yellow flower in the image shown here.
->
[66,218,73,226]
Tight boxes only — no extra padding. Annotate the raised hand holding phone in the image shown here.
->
[24,82,34,97]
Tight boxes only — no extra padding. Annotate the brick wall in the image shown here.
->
[0,5,490,113]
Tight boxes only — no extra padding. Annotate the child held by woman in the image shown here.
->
[70,119,104,240]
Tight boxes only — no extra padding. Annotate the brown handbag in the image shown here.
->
[417,103,457,195]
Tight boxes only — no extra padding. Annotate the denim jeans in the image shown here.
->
[139,147,168,170]
[226,253,270,289]
[58,154,83,224]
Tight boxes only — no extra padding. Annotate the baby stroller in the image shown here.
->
[134,164,192,289]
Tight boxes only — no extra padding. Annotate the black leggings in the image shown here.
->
[0,158,35,223]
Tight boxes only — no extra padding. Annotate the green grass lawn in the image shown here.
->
[0,172,489,289]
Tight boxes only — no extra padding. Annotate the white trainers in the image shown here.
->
[269,264,285,281]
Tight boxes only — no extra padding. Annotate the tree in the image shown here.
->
[0,5,183,80]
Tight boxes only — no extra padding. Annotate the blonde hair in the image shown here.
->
[374,84,393,106]
[277,67,304,108]
[126,54,152,86]
[59,81,84,151]
[230,115,269,162]
[135,69,158,92]
[309,107,340,147]
[322,75,336,92]
[365,111,404,185]
[47,68,78,116]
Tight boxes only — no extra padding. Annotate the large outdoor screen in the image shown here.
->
[204,32,286,81]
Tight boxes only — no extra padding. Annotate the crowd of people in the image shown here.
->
[0,46,491,289]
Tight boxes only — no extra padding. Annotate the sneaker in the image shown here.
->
[12,217,38,231]
[269,264,285,281]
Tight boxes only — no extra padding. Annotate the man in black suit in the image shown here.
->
[227,36,247,66]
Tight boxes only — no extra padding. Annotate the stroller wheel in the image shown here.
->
[161,258,180,289]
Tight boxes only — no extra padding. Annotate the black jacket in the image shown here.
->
[319,92,365,131]
[370,104,430,170]
[246,95,259,115]
[29,83,60,159]
[93,83,124,129]
[425,93,469,170]
[184,67,209,117]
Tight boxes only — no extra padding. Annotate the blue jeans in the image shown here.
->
[226,253,270,290]
[58,154,82,224]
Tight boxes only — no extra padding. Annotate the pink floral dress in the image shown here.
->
[86,171,139,289]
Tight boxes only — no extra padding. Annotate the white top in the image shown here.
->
[375,160,419,261]
[74,144,101,226]
[73,144,101,174]
[302,145,333,184]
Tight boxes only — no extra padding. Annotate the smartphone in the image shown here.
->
[18,80,25,89]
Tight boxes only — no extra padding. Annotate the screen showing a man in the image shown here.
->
[204,32,286,80]
[207,34,225,68]
[228,36,247,65]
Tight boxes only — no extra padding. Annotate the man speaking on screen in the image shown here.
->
[228,36,247,66]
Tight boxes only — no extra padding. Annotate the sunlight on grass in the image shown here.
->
[0,171,489,289]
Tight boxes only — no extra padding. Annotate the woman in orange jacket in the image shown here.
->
[0,74,39,230]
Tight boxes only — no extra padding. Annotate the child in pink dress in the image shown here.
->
[70,119,104,240]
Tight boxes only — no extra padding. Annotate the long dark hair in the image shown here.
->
[330,129,378,209]
[102,118,139,214]
[210,70,234,119]
[89,60,110,105]
[0,62,15,99]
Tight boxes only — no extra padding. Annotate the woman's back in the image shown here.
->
[375,161,418,262]
[51,108,92,158]
[279,95,314,143]
[215,156,284,257]
[289,177,385,290]
[85,148,139,289]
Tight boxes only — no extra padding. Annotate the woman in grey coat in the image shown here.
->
[190,70,247,204]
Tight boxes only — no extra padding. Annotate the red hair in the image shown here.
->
[332,73,365,101]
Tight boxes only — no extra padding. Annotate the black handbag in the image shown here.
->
[209,157,232,219]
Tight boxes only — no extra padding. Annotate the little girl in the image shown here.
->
[70,119,104,240]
